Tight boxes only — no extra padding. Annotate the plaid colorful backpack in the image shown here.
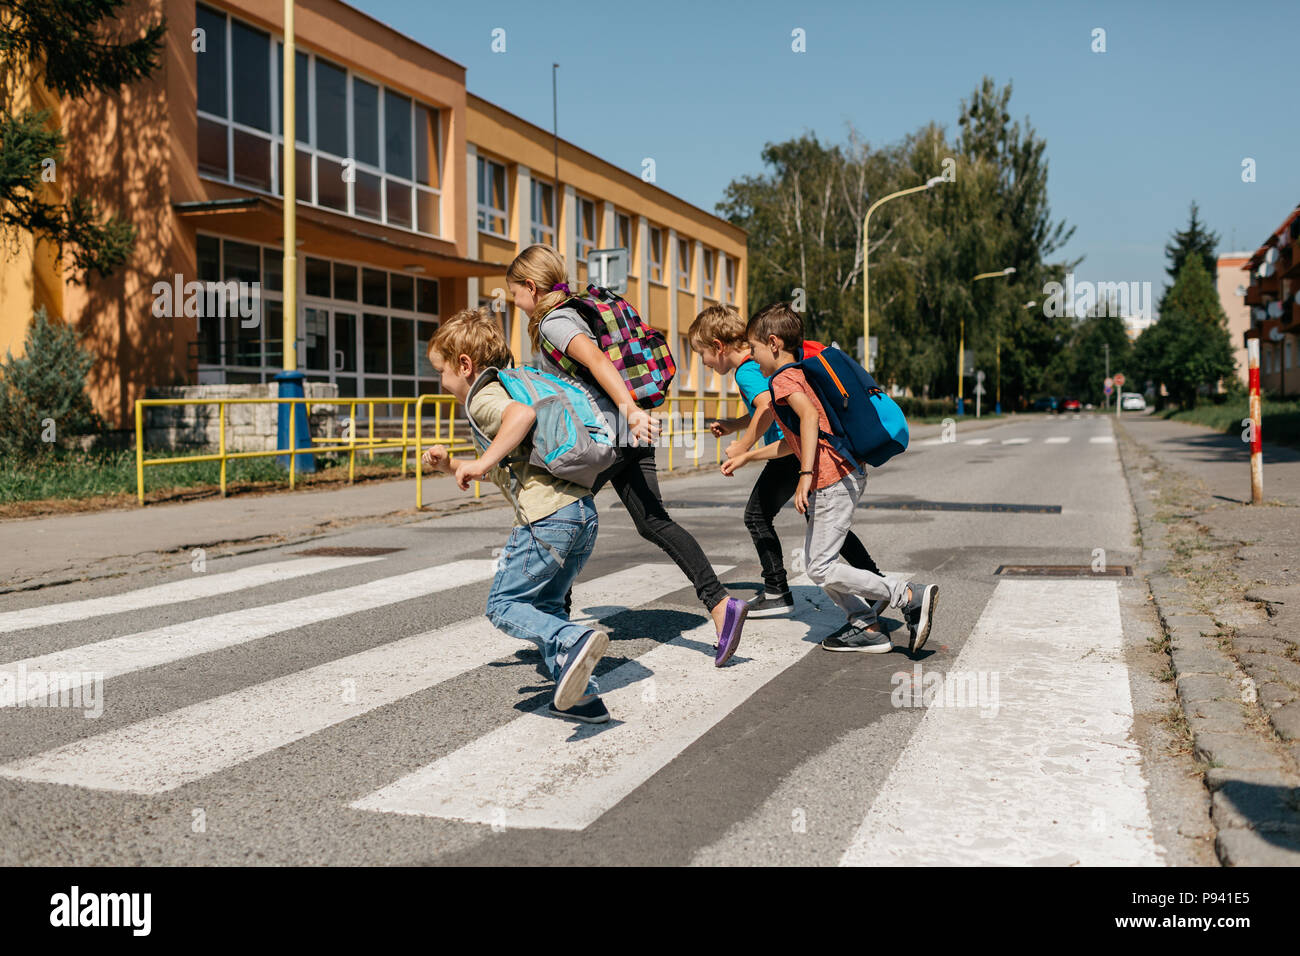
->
[539,284,676,409]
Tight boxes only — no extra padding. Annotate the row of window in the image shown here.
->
[196,4,442,235]
[475,156,737,300]
[194,235,441,409]
[1262,337,1294,373]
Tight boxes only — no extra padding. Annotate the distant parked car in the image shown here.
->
[1120,392,1147,411]
[1061,397,1082,412]
[1031,396,1058,412]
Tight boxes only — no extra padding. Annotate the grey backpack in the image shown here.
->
[464,367,617,524]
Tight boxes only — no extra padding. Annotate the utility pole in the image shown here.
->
[552,64,560,221]
[1103,342,1110,410]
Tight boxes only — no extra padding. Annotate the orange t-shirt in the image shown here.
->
[771,367,856,490]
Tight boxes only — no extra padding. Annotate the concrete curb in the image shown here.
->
[1116,421,1300,865]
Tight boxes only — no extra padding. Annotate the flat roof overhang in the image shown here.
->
[172,196,502,278]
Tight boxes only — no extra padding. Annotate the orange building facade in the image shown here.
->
[0,0,747,429]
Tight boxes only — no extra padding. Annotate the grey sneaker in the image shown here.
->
[747,590,795,618]
[554,630,608,711]
[903,582,939,654]
[821,620,893,653]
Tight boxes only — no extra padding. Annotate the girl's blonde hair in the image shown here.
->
[506,244,573,351]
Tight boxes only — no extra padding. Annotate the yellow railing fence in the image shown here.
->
[134,393,755,508]
[653,397,751,472]
[134,395,474,505]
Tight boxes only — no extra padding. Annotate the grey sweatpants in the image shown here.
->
[803,468,909,624]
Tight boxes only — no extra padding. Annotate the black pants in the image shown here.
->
[744,455,881,593]
[564,444,729,613]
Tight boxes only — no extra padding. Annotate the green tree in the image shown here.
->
[1061,313,1132,405]
[718,78,1076,409]
[0,308,102,459]
[0,0,165,278]
[1134,256,1235,408]
[1163,201,1219,285]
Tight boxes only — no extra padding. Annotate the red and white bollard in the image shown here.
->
[1248,338,1263,505]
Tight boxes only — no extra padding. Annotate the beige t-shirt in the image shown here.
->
[467,381,588,524]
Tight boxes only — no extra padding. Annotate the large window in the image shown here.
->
[702,248,715,299]
[196,234,440,406]
[677,237,692,291]
[195,3,442,236]
[616,212,633,273]
[477,156,508,236]
[531,180,555,245]
[649,226,664,283]
[576,197,597,264]
[724,256,736,303]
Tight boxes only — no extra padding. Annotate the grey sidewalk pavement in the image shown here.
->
[1118,413,1300,865]
[0,415,1007,594]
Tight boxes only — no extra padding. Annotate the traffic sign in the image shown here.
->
[1104,386,1113,395]
[1103,376,1114,390]
[1113,373,1125,387]
[586,248,628,294]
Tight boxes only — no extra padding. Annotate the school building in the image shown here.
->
[0,0,748,431]
[1240,204,1300,398]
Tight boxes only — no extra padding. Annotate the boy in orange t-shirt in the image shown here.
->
[741,303,939,654]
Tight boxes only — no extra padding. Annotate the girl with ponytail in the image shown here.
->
[507,244,749,666]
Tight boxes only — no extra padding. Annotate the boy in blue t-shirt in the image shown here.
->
[688,305,884,618]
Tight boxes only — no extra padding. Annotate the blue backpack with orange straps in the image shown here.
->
[768,345,909,468]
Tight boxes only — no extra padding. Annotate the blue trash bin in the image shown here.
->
[274,370,316,473]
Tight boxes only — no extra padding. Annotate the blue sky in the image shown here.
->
[352,0,1297,304]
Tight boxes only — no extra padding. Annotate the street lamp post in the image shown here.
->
[275,0,314,472]
[961,267,1015,415]
[862,176,944,373]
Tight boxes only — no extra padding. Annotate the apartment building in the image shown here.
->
[1241,205,1299,398]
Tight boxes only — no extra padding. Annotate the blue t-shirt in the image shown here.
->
[733,358,783,446]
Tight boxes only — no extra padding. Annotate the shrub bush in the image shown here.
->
[893,396,956,419]
[0,309,102,461]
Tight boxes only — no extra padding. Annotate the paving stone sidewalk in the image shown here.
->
[1117,414,1300,865]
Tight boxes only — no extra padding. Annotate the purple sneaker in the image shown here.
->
[714,598,749,667]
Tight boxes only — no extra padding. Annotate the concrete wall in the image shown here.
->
[145,381,339,451]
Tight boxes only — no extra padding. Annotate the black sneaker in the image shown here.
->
[903,582,939,654]
[747,590,795,618]
[548,696,611,724]
[821,620,893,653]
[554,630,608,711]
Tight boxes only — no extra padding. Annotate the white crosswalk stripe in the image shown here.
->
[1090,435,1115,444]
[1000,438,1030,445]
[964,438,991,445]
[350,576,842,830]
[0,564,706,794]
[839,579,1160,866]
[0,556,382,633]
[0,561,497,702]
[1045,437,1070,444]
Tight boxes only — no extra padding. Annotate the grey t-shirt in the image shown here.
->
[536,306,621,424]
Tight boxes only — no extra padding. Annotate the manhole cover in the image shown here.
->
[294,547,406,557]
[996,565,1131,577]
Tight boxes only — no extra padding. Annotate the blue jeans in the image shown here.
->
[484,497,600,697]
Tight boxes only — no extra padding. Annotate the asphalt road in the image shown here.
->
[0,412,1216,865]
